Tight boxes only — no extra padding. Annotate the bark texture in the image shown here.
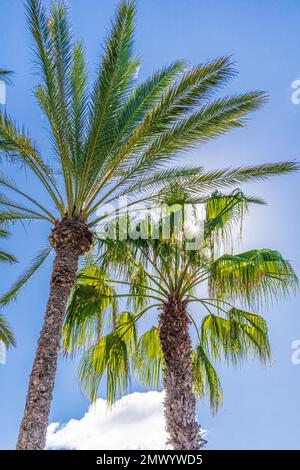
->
[159,297,205,450]
[16,219,92,450]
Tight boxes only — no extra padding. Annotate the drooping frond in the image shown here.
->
[201,308,272,364]
[0,225,17,264]
[0,314,16,348]
[0,113,64,213]
[203,189,265,254]
[0,193,54,223]
[0,245,52,306]
[0,250,17,264]
[209,249,298,308]
[114,311,138,356]
[135,326,162,389]
[0,172,56,222]
[127,263,150,310]
[79,332,130,404]
[192,343,223,413]
[62,265,117,355]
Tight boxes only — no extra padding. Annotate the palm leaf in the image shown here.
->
[0,245,52,306]
[0,314,16,348]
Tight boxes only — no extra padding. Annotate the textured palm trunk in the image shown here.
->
[16,220,92,450]
[159,297,205,450]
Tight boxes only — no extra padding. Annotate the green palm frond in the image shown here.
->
[115,311,138,356]
[178,162,300,198]
[0,225,17,264]
[0,314,16,348]
[136,92,267,167]
[193,343,223,413]
[135,326,162,389]
[0,113,63,213]
[201,308,271,364]
[0,245,52,306]
[128,263,150,310]
[69,41,89,176]
[203,189,265,254]
[0,223,17,349]
[209,249,298,307]
[80,0,139,203]
[63,265,117,355]
[79,332,130,404]
[0,250,17,264]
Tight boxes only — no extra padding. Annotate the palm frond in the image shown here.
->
[79,0,138,206]
[201,308,272,364]
[193,343,223,412]
[135,326,162,389]
[0,245,52,306]
[79,332,130,403]
[62,265,116,355]
[0,225,17,264]
[0,112,64,213]
[0,250,17,264]
[209,249,299,308]
[69,41,89,178]
[0,314,16,348]
[137,92,267,167]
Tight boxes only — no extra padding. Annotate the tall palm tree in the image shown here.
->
[63,190,298,449]
[0,0,298,450]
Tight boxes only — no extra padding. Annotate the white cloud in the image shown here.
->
[46,391,168,450]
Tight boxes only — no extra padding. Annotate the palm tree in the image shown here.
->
[0,226,16,350]
[63,190,298,449]
[0,0,298,450]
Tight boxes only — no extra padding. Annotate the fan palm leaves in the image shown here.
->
[63,189,298,449]
[0,0,298,450]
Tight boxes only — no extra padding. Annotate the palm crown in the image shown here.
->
[63,190,298,415]
[0,1,298,233]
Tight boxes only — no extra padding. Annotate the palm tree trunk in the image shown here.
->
[17,220,92,450]
[159,297,205,450]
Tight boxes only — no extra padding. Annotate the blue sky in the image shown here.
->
[1,0,300,450]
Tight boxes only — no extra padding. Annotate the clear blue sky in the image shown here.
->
[1,0,300,450]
